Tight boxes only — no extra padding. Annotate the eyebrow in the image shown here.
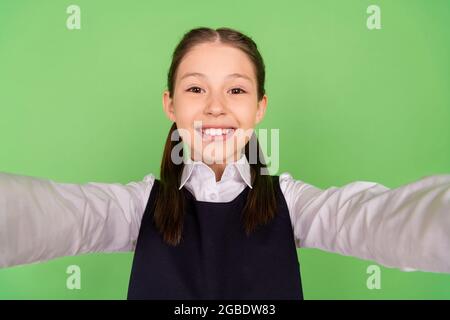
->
[179,72,253,83]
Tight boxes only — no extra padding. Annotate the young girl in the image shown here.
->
[0,27,449,300]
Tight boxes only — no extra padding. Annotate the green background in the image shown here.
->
[0,0,449,299]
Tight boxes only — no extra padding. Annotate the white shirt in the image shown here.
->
[0,155,449,273]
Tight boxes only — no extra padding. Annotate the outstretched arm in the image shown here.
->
[280,173,450,273]
[0,172,155,268]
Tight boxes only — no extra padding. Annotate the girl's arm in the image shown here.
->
[280,173,450,273]
[0,172,155,268]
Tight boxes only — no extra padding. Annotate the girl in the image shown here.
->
[0,27,449,300]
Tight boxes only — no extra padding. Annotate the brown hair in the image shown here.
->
[154,27,277,246]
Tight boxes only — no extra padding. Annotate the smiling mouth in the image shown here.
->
[195,127,237,141]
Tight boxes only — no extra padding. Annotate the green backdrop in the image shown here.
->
[0,0,449,299]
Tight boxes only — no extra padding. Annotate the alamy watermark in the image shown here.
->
[66,5,81,30]
[366,265,381,290]
[66,264,81,290]
[367,5,382,30]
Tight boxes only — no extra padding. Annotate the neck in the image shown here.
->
[209,163,226,182]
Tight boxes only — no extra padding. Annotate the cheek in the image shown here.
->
[230,104,258,128]
[171,106,197,142]
[173,105,197,127]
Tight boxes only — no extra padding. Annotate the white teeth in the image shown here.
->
[201,128,234,136]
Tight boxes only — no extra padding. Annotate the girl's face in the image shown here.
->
[163,42,267,165]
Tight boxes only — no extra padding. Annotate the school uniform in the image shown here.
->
[0,154,449,298]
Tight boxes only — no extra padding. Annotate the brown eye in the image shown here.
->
[187,87,203,93]
[230,88,246,94]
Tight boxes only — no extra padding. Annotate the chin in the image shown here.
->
[190,147,238,165]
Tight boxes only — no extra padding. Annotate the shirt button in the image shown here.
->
[209,193,217,200]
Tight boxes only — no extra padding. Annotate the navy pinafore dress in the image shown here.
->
[127,175,303,299]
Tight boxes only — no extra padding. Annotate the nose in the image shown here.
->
[204,92,227,116]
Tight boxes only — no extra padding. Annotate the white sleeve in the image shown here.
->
[279,173,450,274]
[0,171,155,268]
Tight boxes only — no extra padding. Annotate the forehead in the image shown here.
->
[176,42,256,83]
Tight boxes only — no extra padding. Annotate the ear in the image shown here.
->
[162,90,176,122]
[255,94,268,125]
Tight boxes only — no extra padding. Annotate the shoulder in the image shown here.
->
[124,173,157,208]
[277,172,305,195]
[277,172,324,208]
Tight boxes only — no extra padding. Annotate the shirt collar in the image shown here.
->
[178,153,252,190]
